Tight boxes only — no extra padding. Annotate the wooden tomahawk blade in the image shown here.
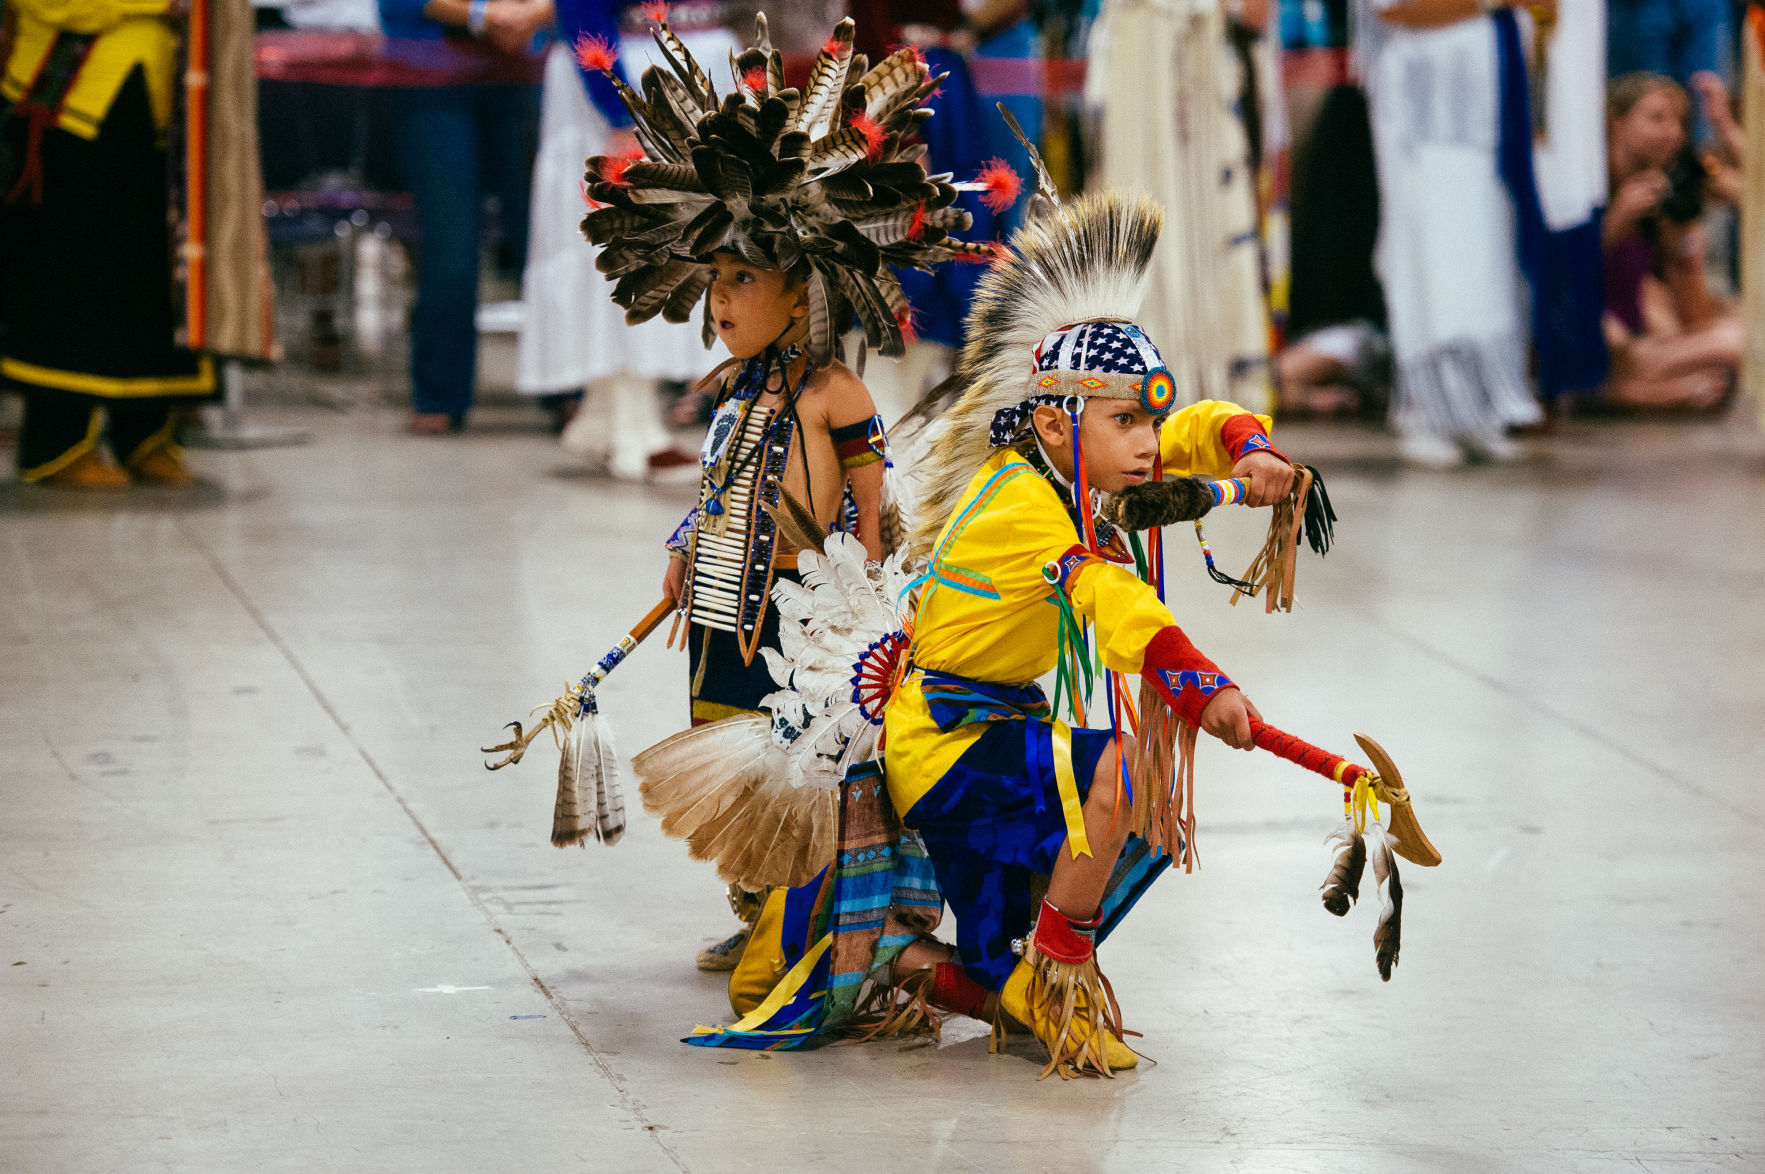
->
[1354,733,1442,867]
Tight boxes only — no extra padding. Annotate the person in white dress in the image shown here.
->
[516,0,736,478]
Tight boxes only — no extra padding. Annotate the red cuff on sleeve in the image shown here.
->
[1141,624,1236,727]
[1220,413,1287,465]
[1044,544,1103,592]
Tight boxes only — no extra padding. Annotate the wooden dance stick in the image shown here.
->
[1247,719,1442,868]
[1248,718,1365,785]
[483,597,675,769]
[577,597,677,704]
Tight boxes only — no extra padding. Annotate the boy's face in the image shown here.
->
[1031,400,1166,494]
[707,252,807,360]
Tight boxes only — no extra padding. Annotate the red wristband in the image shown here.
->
[1221,413,1287,465]
[1141,625,1236,727]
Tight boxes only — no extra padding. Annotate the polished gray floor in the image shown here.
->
[3,405,1762,1172]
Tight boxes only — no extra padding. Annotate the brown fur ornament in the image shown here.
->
[1101,477,1218,530]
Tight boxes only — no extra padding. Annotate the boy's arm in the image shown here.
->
[1049,546,1255,747]
[661,506,694,602]
[1160,399,1293,507]
[823,370,886,562]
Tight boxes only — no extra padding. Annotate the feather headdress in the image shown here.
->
[905,190,1166,557]
[578,12,996,367]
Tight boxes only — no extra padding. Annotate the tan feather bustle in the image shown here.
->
[633,714,837,890]
[578,13,987,368]
[906,192,1165,559]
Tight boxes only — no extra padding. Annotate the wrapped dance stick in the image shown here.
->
[1248,719,1442,868]
[482,597,676,847]
[1101,466,1336,612]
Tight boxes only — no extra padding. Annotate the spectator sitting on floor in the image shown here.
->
[1274,320,1392,419]
[1601,73,1743,410]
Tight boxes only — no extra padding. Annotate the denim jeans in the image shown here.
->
[387,84,539,420]
[1608,0,1734,141]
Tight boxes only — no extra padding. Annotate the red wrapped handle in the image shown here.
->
[1249,719,1367,786]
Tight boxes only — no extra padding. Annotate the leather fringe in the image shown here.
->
[848,968,939,1043]
[1131,679,1199,870]
[1233,466,1313,613]
[1002,945,1126,1080]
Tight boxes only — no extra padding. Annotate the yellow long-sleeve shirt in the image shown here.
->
[881,399,1264,817]
[2,0,179,139]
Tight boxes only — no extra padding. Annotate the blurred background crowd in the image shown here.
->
[0,0,1760,482]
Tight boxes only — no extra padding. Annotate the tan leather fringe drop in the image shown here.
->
[1232,466,1314,613]
[1004,945,1128,1080]
[848,968,939,1044]
[1131,679,1200,870]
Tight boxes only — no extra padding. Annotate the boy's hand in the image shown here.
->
[662,556,687,603]
[1231,450,1295,507]
[1200,688,1262,750]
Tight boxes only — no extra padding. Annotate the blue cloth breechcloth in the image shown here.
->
[904,712,1116,990]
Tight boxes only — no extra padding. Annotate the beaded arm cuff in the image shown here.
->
[830,414,887,471]
[1141,625,1236,727]
[664,505,697,556]
[1220,413,1287,465]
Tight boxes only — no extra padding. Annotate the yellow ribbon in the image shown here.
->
[1347,774,1381,832]
[689,933,834,1039]
[1052,719,1092,860]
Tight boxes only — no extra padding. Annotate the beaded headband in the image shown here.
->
[988,319,1175,441]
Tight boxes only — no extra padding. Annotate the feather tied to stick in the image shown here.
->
[1366,822,1404,981]
[554,716,589,847]
[554,709,627,847]
[1319,821,1367,916]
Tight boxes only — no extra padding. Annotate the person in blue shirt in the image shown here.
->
[377,0,549,431]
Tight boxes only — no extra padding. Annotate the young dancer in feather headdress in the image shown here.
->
[575,10,995,979]
[876,190,1296,1076]
[632,181,1315,1072]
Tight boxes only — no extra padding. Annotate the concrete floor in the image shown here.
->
[3,404,1763,1173]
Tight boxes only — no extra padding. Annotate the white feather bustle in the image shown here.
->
[633,532,915,891]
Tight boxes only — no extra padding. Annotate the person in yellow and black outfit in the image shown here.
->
[1,0,211,487]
